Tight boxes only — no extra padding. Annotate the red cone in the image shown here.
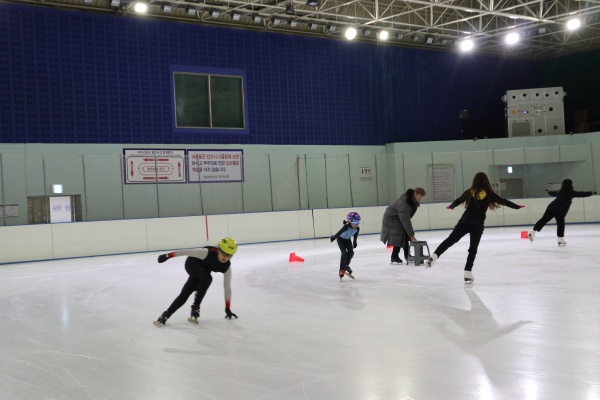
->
[289,252,304,262]
[521,231,528,239]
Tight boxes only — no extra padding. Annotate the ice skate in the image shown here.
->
[339,269,345,281]
[187,305,200,324]
[426,254,438,268]
[344,267,355,280]
[558,237,567,246]
[528,231,535,242]
[390,256,402,265]
[153,311,170,327]
[464,271,474,284]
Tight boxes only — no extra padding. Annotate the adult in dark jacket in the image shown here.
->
[380,187,426,264]
[528,179,596,245]
[426,172,524,284]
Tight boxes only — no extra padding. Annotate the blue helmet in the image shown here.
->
[347,212,361,225]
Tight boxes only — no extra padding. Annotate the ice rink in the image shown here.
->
[1,224,600,400]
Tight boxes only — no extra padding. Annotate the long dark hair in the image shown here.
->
[559,179,574,195]
[464,172,503,210]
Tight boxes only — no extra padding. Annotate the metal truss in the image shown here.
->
[9,0,600,59]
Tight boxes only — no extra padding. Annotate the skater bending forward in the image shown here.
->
[154,237,238,326]
[528,178,596,246]
[426,172,524,284]
[331,212,361,281]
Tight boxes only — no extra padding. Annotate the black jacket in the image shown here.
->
[546,190,594,218]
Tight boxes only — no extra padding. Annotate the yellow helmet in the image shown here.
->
[218,237,238,256]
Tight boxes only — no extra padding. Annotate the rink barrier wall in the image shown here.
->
[2,196,600,264]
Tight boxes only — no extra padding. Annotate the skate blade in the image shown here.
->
[464,279,474,284]
[187,317,199,324]
[344,272,355,279]
[390,261,402,265]
[153,320,165,327]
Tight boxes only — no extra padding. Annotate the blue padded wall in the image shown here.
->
[0,3,537,145]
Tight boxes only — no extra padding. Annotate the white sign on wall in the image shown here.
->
[359,167,373,181]
[428,165,455,202]
[49,196,72,223]
[124,149,186,184]
[188,149,244,183]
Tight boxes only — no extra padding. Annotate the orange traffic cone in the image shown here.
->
[289,252,304,262]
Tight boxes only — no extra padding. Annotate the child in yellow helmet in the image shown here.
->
[154,237,238,326]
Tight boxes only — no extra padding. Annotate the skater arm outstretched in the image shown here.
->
[331,224,350,241]
[157,248,209,263]
[572,190,596,198]
[499,197,522,210]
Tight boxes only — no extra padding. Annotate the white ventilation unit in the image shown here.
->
[503,87,566,137]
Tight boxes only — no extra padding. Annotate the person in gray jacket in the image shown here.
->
[380,187,426,264]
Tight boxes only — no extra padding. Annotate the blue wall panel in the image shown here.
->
[0,3,537,145]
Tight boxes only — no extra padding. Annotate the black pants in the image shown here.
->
[391,230,410,260]
[533,209,565,237]
[336,237,354,272]
[165,260,212,316]
[433,222,483,271]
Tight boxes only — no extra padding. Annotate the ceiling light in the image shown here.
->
[345,27,357,40]
[378,30,389,41]
[425,35,434,44]
[84,0,93,3]
[273,18,282,26]
[310,23,319,30]
[566,18,581,31]
[538,27,547,34]
[133,2,147,13]
[161,2,172,13]
[306,0,319,7]
[505,32,520,45]
[211,10,220,18]
[459,39,474,52]
[328,25,336,33]
[395,33,404,40]
[363,28,372,37]
[186,6,196,16]
[253,15,262,23]
[110,0,120,7]
[290,20,298,28]
[411,34,420,42]
[232,13,241,21]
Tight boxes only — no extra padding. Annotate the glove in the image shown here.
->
[225,308,238,319]
[157,254,169,263]
[330,236,335,242]
[353,242,357,248]
[519,205,525,208]
[445,205,452,210]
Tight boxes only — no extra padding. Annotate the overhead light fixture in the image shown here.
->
[459,39,474,52]
[538,27,547,34]
[285,3,295,15]
[290,20,298,27]
[566,17,581,31]
[310,23,319,30]
[161,2,172,13]
[186,5,196,16]
[378,30,389,41]
[273,18,282,26]
[110,0,120,7]
[328,25,336,33]
[411,34,420,42]
[345,27,357,40]
[306,0,319,6]
[363,28,372,37]
[395,33,404,40]
[507,166,513,174]
[84,0,93,4]
[52,184,63,194]
[253,15,262,23]
[133,2,147,13]
[211,10,220,18]
[505,32,520,45]
[232,13,241,21]
[425,35,434,44]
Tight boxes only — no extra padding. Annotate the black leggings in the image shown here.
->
[336,237,354,271]
[533,209,565,237]
[165,261,213,316]
[391,230,409,260]
[433,222,483,271]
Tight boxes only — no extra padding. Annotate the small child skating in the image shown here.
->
[153,237,238,326]
[331,212,361,281]
[528,179,596,246]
